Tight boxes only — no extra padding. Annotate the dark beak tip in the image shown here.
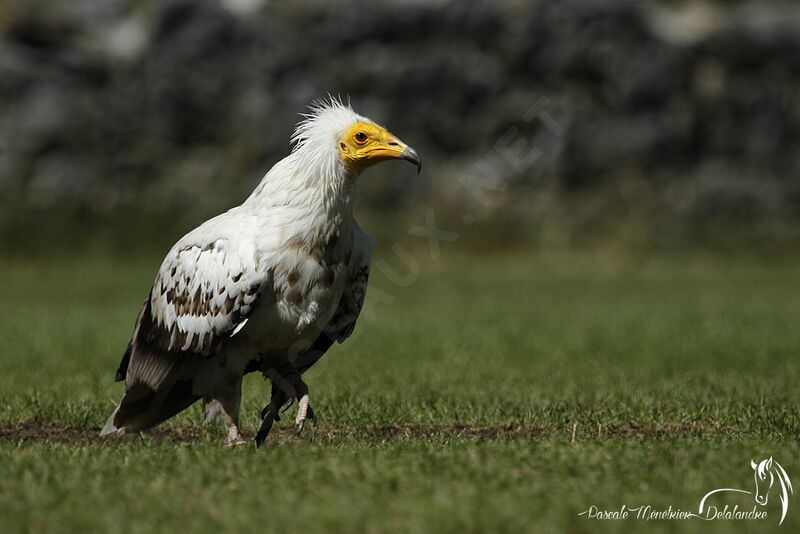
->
[402,147,422,175]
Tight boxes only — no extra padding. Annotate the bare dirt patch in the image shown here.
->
[0,419,742,446]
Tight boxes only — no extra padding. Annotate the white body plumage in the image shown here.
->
[102,99,419,443]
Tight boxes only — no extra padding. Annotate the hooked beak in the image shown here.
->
[401,146,422,174]
[366,134,422,174]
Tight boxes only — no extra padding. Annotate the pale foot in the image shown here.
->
[295,393,317,434]
[224,427,249,447]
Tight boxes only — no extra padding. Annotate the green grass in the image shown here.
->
[0,255,799,533]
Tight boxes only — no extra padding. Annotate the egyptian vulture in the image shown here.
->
[101,99,421,445]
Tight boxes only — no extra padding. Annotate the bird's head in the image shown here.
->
[336,121,421,175]
[291,98,421,184]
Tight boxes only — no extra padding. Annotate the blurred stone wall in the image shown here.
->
[1,0,799,252]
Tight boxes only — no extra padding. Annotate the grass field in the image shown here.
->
[1,254,799,533]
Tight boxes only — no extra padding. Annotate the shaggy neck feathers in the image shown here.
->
[244,99,369,244]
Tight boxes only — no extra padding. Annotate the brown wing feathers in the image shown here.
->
[111,245,264,432]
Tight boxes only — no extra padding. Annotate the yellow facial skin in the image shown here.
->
[337,121,421,174]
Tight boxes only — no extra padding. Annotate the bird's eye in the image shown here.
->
[354,131,368,144]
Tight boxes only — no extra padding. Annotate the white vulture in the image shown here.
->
[101,99,421,445]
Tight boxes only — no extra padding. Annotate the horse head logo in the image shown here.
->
[751,457,793,521]
[699,456,793,525]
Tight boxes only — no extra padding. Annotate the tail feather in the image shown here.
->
[107,380,200,434]
[105,299,205,436]
[100,406,121,437]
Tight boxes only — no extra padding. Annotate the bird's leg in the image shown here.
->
[255,381,286,447]
[278,369,316,434]
[255,366,316,446]
[290,374,314,434]
[203,398,224,424]
[215,379,247,447]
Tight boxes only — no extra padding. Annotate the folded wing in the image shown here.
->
[108,236,267,432]
[296,242,371,374]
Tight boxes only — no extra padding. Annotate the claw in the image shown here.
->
[308,405,317,426]
[259,402,281,422]
[296,405,316,433]
[255,404,278,447]
[261,402,281,421]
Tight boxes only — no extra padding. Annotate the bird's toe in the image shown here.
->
[295,393,311,434]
